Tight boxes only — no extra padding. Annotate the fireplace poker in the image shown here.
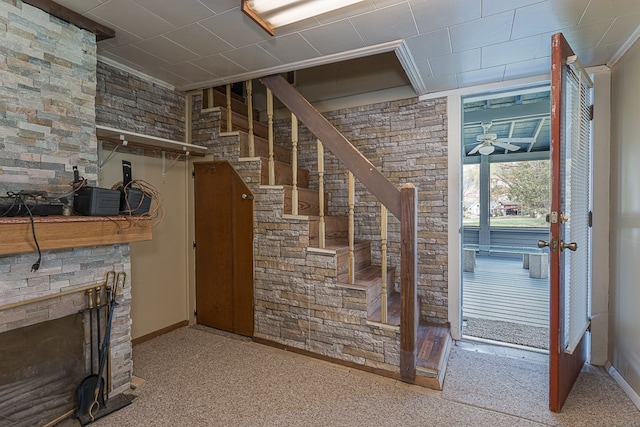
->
[86,288,95,375]
[95,286,102,376]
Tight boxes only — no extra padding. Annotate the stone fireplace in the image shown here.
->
[0,2,136,425]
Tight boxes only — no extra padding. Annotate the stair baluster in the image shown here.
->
[317,139,325,249]
[246,80,255,157]
[381,204,388,324]
[267,89,275,185]
[348,171,355,284]
[225,84,232,132]
[291,113,299,216]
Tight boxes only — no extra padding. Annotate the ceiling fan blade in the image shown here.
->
[468,143,483,155]
[493,141,521,151]
[496,137,536,144]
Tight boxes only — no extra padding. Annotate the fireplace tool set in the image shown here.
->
[75,271,132,425]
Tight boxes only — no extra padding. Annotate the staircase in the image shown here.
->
[208,83,451,390]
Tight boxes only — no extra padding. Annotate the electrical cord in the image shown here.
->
[111,179,164,228]
[4,191,42,271]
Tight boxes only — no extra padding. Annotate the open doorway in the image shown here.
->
[461,87,551,351]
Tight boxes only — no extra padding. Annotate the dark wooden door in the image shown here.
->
[548,32,592,412]
[194,161,254,337]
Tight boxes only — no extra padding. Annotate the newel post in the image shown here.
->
[400,183,418,380]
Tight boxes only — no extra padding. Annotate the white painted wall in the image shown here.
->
[99,153,190,340]
[609,39,640,397]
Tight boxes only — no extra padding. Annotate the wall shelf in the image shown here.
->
[96,125,207,157]
[0,216,152,256]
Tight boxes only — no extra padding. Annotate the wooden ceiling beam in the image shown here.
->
[22,0,115,41]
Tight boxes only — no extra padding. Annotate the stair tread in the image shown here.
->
[416,324,452,372]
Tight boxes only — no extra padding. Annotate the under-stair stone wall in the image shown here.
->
[193,96,401,372]
[277,97,449,323]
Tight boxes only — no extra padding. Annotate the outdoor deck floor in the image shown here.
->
[462,255,549,328]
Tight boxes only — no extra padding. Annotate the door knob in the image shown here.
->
[241,193,254,200]
[537,240,549,248]
[561,241,578,252]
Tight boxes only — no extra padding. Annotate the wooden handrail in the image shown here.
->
[260,74,418,381]
[260,74,402,219]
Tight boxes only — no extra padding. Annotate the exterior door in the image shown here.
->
[547,32,593,412]
[194,161,254,337]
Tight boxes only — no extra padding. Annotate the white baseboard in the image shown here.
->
[606,362,640,410]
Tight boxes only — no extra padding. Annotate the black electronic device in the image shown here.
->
[0,192,65,217]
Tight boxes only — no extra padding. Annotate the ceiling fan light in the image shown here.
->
[478,145,495,155]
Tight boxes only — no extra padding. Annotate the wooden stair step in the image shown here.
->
[261,159,310,188]
[335,240,371,283]
[351,265,396,318]
[239,132,290,163]
[209,87,260,119]
[416,324,452,390]
[220,107,268,139]
[308,216,348,246]
[283,186,327,216]
[367,292,401,326]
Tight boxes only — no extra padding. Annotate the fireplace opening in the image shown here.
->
[0,314,84,427]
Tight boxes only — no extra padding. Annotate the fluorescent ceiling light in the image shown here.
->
[242,0,366,36]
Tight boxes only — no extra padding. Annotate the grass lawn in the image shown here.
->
[463,216,548,227]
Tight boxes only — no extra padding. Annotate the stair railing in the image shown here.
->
[291,113,299,216]
[348,171,355,285]
[260,74,418,381]
[225,84,233,132]
[317,139,326,249]
[381,204,388,323]
[246,80,255,157]
[267,89,275,185]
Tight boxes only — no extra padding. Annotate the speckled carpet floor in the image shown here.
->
[58,326,640,427]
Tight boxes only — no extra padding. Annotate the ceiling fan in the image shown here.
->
[468,122,534,155]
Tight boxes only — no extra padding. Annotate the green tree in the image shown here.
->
[492,160,550,215]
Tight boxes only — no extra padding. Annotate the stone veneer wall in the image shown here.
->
[192,92,447,372]
[277,97,449,323]
[0,1,132,399]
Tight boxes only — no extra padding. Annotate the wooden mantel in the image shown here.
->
[0,215,152,256]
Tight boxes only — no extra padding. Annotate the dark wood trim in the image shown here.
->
[400,184,418,380]
[132,320,189,346]
[241,0,275,36]
[252,337,440,389]
[22,0,115,41]
[260,74,402,219]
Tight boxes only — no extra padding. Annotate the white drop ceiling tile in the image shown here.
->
[481,0,542,17]
[191,54,247,78]
[559,19,615,51]
[88,0,174,39]
[142,67,192,87]
[575,42,624,66]
[600,12,640,46]
[423,74,458,93]
[103,44,170,69]
[197,0,239,14]
[53,0,107,14]
[404,29,452,59]
[372,0,406,8]
[134,37,199,64]
[457,65,505,86]
[410,0,481,34]
[164,24,233,57]
[221,45,281,71]
[199,9,270,48]
[163,61,218,82]
[96,27,142,47]
[349,2,418,46]
[316,1,376,24]
[259,34,320,64]
[511,0,590,40]
[301,20,365,55]
[481,35,542,68]
[581,0,640,24]
[131,0,214,28]
[450,11,514,52]
[429,49,480,76]
[504,57,550,80]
